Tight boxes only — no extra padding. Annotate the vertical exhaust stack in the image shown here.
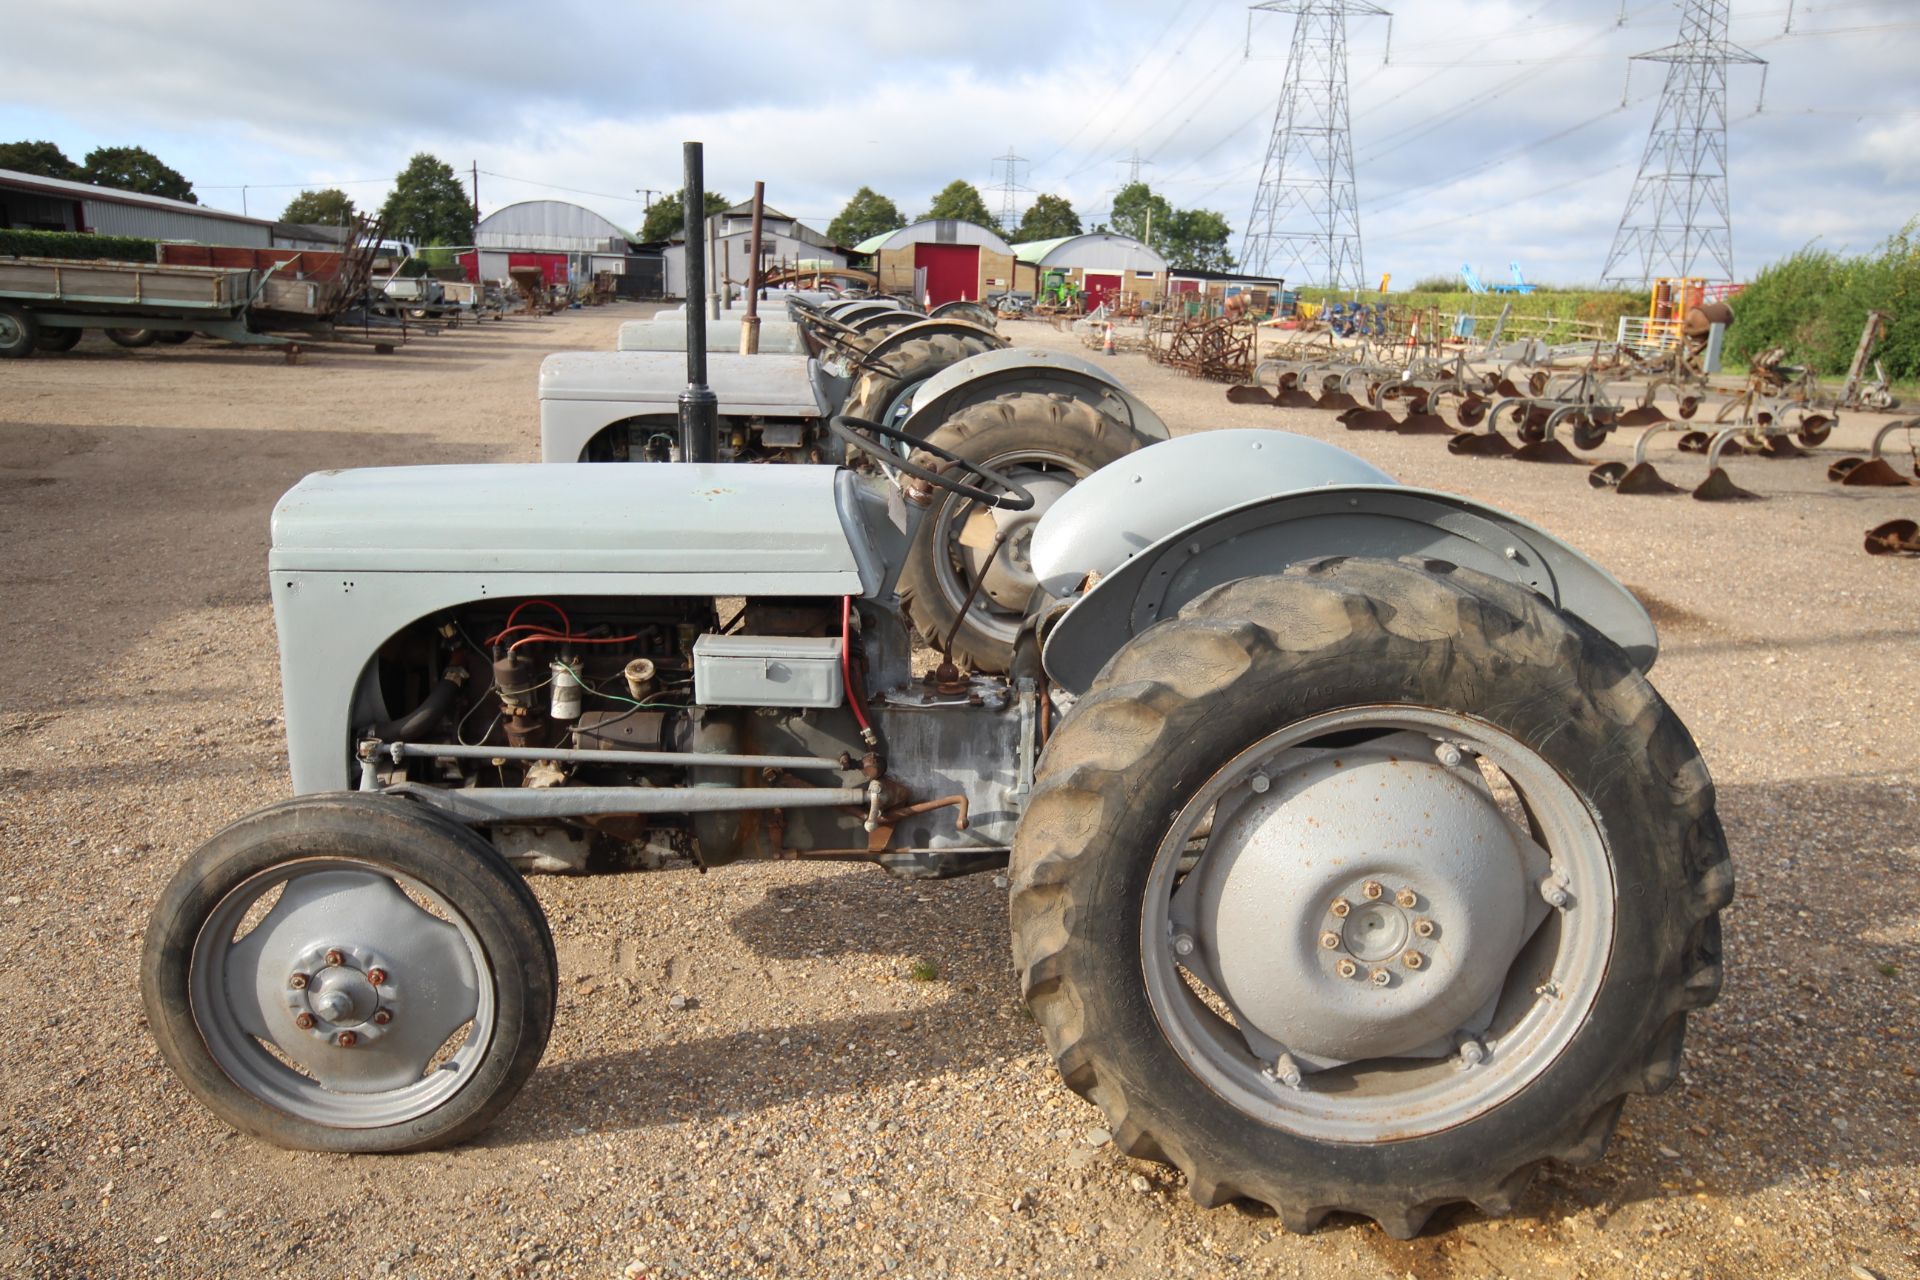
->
[679,141,719,463]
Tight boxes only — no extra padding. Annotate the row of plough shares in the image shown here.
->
[1228,315,1917,520]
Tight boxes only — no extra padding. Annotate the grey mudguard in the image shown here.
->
[269,463,895,792]
[1035,433,1656,693]
[898,347,1171,443]
[539,351,825,463]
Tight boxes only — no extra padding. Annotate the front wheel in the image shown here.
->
[1010,557,1730,1235]
[141,793,556,1152]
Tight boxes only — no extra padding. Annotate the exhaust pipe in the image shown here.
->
[678,140,719,463]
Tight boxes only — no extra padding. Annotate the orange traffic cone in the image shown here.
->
[1103,322,1116,356]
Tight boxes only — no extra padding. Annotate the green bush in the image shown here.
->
[1726,224,1920,380]
[0,228,159,262]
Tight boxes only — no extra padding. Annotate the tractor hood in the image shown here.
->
[269,462,871,588]
[539,351,824,416]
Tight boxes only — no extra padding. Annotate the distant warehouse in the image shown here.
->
[0,167,345,251]
[461,199,662,297]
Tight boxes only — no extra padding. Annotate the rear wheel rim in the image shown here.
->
[1141,705,1614,1144]
[931,447,1093,646]
[189,856,495,1128]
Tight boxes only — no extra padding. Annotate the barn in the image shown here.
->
[852,220,1015,307]
[1011,232,1167,313]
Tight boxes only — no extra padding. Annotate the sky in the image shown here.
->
[1,0,1914,287]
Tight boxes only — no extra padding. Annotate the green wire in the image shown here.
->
[554,660,682,710]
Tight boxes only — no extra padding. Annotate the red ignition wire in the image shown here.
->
[506,599,571,632]
[842,596,874,739]
[507,630,640,654]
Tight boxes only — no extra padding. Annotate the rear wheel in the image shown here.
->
[0,304,39,358]
[142,793,556,1153]
[106,328,157,348]
[1011,557,1730,1234]
[33,326,82,353]
[898,393,1143,672]
[156,330,194,345]
[840,332,1000,429]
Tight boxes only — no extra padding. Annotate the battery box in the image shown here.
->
[692,633,845,708]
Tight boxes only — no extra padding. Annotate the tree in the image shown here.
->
[377,153,473,246]
[1162,208,1236,271]
[281,187,357,226]
[922,180,994,227]
[80,145,197,202]
[827,186,905,246]
[0,140,81,180]
[639,188,730,242]
[1015,193,1082,243]
[1107,182,1172,248]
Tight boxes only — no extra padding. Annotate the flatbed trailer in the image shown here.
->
[0,255,294,356]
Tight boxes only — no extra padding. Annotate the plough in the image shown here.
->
[1828,418,1919,487]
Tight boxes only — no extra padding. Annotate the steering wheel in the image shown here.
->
[830,416,1035,510]
[817,327,900,379]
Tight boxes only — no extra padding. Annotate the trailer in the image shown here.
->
[0,255,291,357]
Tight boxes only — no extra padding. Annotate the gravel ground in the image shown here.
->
[1,308,1915,1280]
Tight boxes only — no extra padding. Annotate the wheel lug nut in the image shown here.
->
[288,973,309,990]
[1458,1038,1487,1067]
[1328,898,1351,918]
[294,1012,315,1030]
[1395,889,1418,909]
[1335,958,1357,979]
[1247,772,1270,794]
[372,1010,392,1025]
[1318,931,1341,950]
[366,968,387,986]
[1172,934,1196,957]
[336,1031,358,1048]
[1402,950,1425,970]
[1370,968,1391,987]
[1362,881,1384,900]
[1413,918,1436,938]
[1435,742,1464,768]
[324,949,344,967]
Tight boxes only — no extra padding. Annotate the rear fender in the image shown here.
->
[899,347,1170,443]
[1040,485,1657,694]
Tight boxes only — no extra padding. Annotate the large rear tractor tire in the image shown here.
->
[840,332,1002,429]
[898,393,1145,672]
[1011,557,1730,1235]
[142,793,557,1153]
[0,304,40,358]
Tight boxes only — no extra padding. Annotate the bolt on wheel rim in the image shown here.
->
[189,857,494,1128]
[1141,706,1614,1144]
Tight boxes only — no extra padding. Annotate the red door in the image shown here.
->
[1082,272,1122,312]
[913,243,979,306]
[508,252,568,285]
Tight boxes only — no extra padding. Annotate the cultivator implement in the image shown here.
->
[1828,418,1920,486]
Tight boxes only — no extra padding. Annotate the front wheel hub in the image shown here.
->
[1184,733,1538,1063]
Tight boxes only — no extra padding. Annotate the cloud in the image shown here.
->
[1,0,1912,282]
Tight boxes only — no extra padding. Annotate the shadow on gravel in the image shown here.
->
[494,992,1029,1145]
[727,865,1011,962]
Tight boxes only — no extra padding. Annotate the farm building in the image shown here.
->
[462,199,659,294]
[659,202,846,299]
[1166,266,1287,316]
[1012,232,1167,312]
[852,220,1015,307]
[0,167,345,250]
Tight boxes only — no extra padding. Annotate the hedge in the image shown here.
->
[1724,224,1920,381]
[0,229,160,262]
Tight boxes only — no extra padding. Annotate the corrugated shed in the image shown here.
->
[853,220,1013,256]
[83,201,272,245]
[1012,233,1166,273]
[475,200,632,253]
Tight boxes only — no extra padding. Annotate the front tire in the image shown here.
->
[142,793,556,1153]
[1010,557,1730,1234]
